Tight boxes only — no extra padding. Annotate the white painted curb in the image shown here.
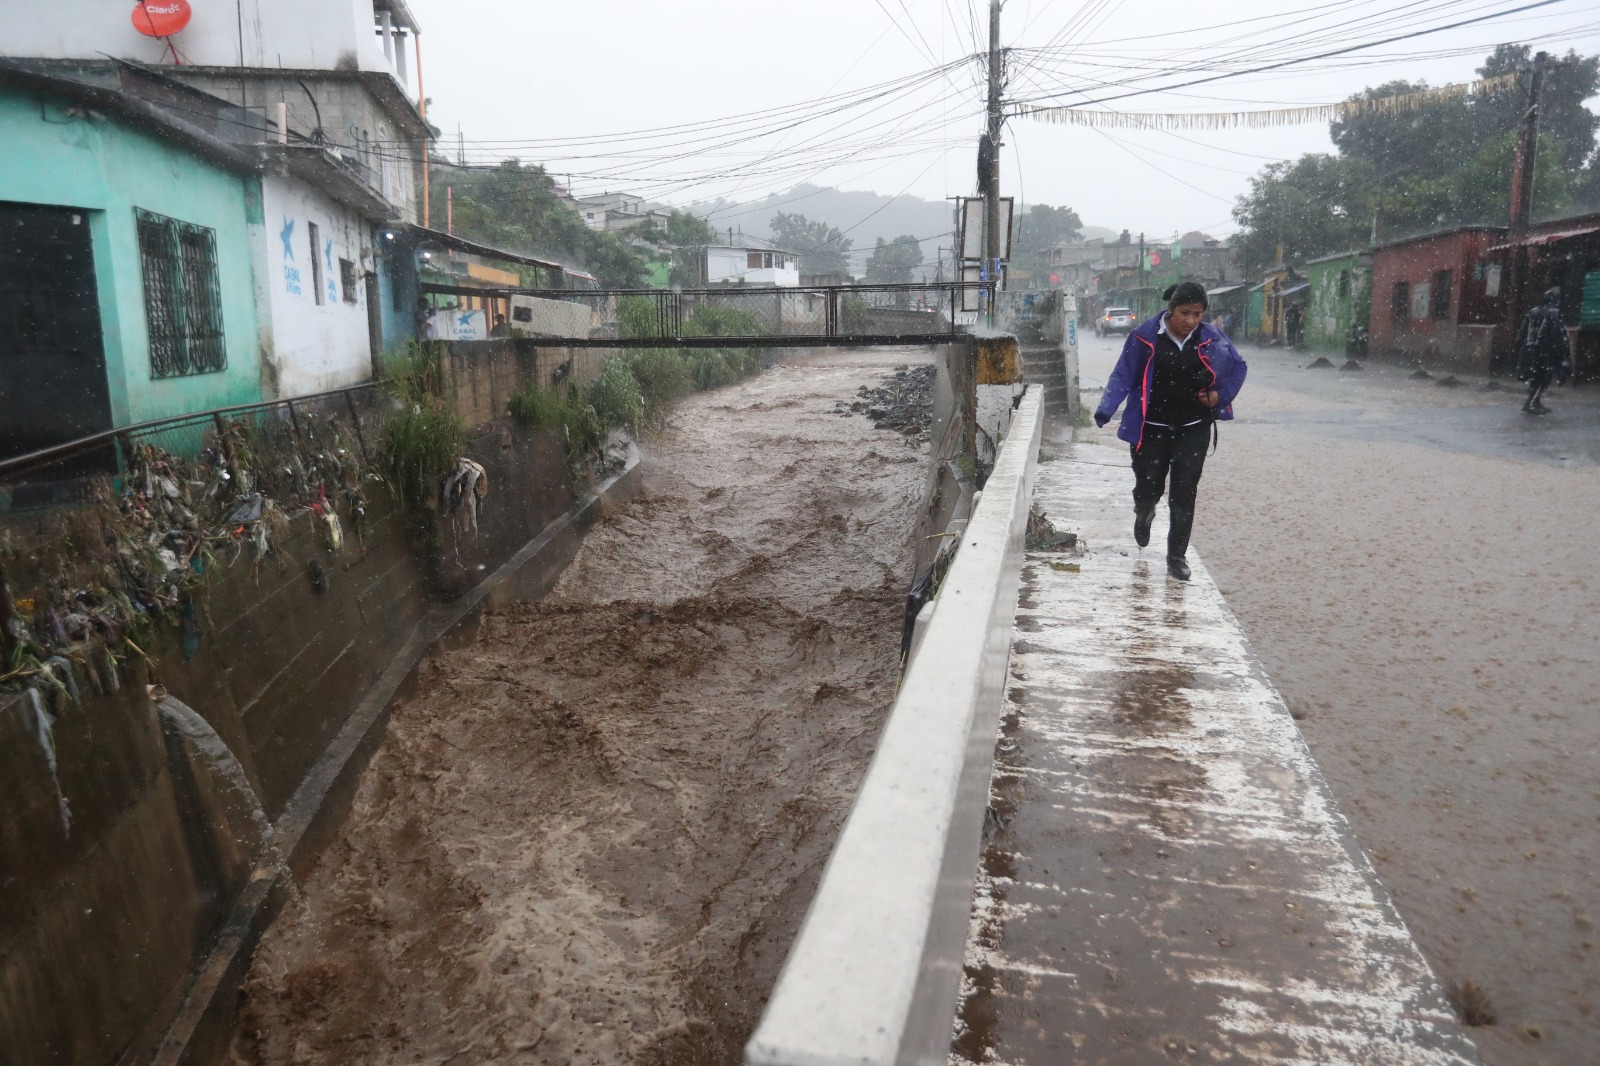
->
[746,388,1043,1066]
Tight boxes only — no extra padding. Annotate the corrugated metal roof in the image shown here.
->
[1305,250,1364,265]
[1487,223,1600,252]
[411,226,563,271]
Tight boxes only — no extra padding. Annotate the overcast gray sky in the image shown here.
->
[413,0,1600,239]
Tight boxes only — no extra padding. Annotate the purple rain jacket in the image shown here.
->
[1095,314,1248,449]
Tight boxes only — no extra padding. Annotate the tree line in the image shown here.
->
[1232,45,1600,269]
[431,158,1090,288]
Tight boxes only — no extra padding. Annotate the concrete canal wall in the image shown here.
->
[0,342,630,1066]
[748,388,1043,1066]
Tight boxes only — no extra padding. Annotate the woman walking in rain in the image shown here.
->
[1094,281,1248,581]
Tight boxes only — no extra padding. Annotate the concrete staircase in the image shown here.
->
[1018,338,1071,425]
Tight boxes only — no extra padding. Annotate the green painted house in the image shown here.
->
[0,65,263,462]
[1305,250,1372,355]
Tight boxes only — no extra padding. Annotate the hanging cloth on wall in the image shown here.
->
[441,458,490,538]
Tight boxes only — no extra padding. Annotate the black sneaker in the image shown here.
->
[1134,506,1154,548]
[1167,556,1192,581]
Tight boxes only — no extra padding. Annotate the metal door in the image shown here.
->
[0,202,113,462]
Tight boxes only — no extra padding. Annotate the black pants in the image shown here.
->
[1131,422,1210,560]
[1525,368,1554,409]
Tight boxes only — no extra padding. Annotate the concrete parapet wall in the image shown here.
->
[863,307,950,335]
[443,340,607,430]
[747,388,1043,1066]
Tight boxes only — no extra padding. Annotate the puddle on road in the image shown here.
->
[229,351,933,1066]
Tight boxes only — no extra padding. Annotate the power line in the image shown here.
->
[1006,0,1577,106]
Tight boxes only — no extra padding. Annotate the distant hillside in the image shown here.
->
[680,185,953,274]
[676,184,1119,276]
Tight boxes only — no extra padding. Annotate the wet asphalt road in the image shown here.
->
[1079,329,1600,469]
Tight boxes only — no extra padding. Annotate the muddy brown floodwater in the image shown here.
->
[229,349,932,1066]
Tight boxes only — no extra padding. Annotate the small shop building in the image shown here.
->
[1368,226,1506,371]
[1304,250,1372,355]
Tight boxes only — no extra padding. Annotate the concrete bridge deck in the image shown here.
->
[952,442,1481,1064]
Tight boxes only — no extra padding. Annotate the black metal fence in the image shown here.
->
[420,281,991,347]
[0,385,380,513]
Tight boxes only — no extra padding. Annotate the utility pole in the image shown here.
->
[1505,50,1549,368]
[983,0,1004,324]
[416,33,429,229]
[1138,232,1146,316]
[1509,51,1548,238]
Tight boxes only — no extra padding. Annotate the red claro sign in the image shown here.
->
[132,0,192,37]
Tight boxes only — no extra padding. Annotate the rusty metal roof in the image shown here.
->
[1487,222,1600,252]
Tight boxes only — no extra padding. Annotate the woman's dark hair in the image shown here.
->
[1163,280,1208,309]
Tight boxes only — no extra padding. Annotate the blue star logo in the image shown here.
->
[457,312,474,328]
[280,217,295,260]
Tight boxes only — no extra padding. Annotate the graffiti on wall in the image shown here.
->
[324,238,338,304]
[280,216,302,296]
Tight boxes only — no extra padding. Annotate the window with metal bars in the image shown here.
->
[340,257,358,304]
[135,208,227,377]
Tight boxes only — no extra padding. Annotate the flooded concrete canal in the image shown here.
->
[228,350,933,1065]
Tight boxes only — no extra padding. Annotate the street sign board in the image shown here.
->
[955,197,1013,262]
[960,265,984,311]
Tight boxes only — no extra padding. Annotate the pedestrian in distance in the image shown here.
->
[1094,281,1248,581]
[1285,304,1304,348]
[1516,287,1572,415]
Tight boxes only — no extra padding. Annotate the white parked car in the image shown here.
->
[1096,307,1137,336]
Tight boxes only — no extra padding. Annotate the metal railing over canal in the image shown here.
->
[419,280,994,348]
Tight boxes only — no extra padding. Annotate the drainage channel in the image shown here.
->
[226,349,940,1065]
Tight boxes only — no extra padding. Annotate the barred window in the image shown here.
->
[340,257,358,304]
[135,208,227,377]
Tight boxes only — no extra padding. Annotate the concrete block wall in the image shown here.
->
[0,347,592,1064]
[0,667,209,1066]
[444,340,610,431]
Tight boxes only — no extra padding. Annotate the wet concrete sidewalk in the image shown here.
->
[953,442,1481,1064]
